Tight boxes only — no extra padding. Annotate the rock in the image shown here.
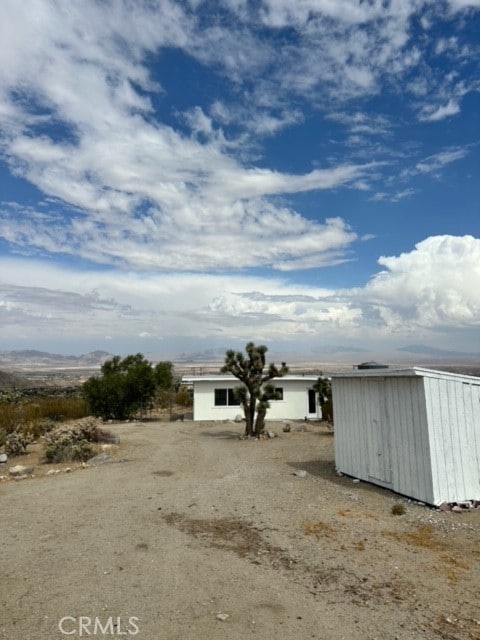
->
[336,471,344,477]
[234,414,243,423]
[64,467,72,473]
[282,424,291,432]
[87,454,114,466]
[437,502,450,512]
[293,469,307,478]
[451,505,463,513]
[216,613,229,621]
[47,469,58,476]
[14,474,30,481]
[352,478,361,484]
[0,453,7,463]
[267,431,276,439]
[9,465,34,477]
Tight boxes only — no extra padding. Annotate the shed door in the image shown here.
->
[363,379,392,485]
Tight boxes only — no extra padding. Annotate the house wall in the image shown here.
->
[424,376,480,504]
[333,376,434,503]
[191,378,320,421]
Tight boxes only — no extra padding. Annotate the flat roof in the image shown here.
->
[182,374,320,383]
[331,366,480,385]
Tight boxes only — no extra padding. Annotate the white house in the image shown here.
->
[332,367,480,505]
[182,375,322,422]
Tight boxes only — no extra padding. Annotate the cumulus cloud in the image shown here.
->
[1,235,479,350]
[361,235,480,330]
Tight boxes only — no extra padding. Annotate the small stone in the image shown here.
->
[64,467,72,473]
[0,453,7,463]
[267,431,276,439]
[293,469,307,478]
[234,414,243,423]
[216,613,229,621]
[336,471,344,477]
[47,469,58,476]
[352,478,360,484]
[9,465,34,477]
[437,502,450,512]
[283,423,291,432]
[451,505,463,513]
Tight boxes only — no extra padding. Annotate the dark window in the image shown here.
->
[214,389,227,406]
[274,387,284,400]
[214,388,240,406]
[228,389,240,405]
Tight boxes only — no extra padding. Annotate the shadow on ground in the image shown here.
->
[199,429,243,440]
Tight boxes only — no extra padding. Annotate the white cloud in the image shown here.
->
[400,147,468,179]
[362,235,480,330]
[1,235,479,350]
[420,99,461,122]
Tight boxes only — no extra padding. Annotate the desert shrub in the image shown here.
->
[175,388,193,408]
[43,417,117,463]
[0,397,89,441]
[4,430,32,456]
[45,440,96,463]
[23,396,89,423]
[0,401,21,435]
[391,502,406,516]
[83,354,156,420]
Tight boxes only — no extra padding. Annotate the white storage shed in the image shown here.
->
[182,375,321,422]
[332,367,480,505]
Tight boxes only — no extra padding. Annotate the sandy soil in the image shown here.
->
[1,419,480,640]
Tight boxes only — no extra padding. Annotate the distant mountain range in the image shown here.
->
[397,345,480,359]
[0,350,112,368]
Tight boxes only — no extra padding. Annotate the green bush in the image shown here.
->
[83,353,156,420]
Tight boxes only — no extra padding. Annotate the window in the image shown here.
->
[214,388,240,406]
[274,387,284,400]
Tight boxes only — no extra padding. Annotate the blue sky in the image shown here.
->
[0,0,479,358]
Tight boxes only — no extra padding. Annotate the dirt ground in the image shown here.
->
[1,419,480,640]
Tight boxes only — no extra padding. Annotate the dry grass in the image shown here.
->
[382,524,445,551]
[303,520,337,538]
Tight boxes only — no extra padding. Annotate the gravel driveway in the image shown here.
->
[2,420,480,640]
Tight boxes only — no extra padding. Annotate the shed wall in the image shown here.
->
[333,376,434,503]
[424,376,480,503]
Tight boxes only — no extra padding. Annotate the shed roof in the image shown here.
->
[331,366,480,385]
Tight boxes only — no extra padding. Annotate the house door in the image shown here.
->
[362,379,392,485]
[307,389,317,417]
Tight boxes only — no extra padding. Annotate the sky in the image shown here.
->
[0,0,479,359]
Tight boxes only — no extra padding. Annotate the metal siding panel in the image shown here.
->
[425,377,446,503]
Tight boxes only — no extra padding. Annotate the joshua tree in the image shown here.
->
[221,342,288,437]
[313,376,333,424]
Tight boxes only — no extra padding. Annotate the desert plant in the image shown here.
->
[391,502,406,516]
[43,418,117,463]
[221,343,288,437]
[83,353,156,420]
[313,377,333,423]
[175,387,193,408]
[4,430,32,456]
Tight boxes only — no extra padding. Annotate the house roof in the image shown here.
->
[182,374,320,383]
[331,366,480,385]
